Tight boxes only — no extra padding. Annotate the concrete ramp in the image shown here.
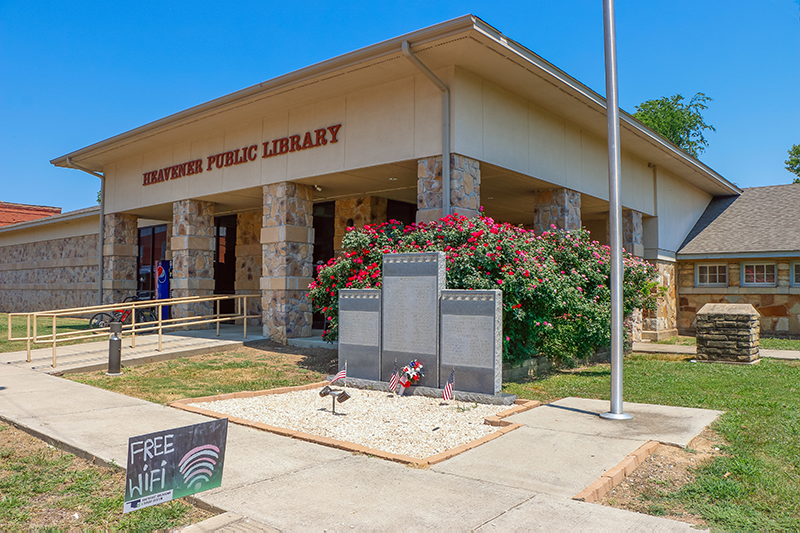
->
[1,325,267,375]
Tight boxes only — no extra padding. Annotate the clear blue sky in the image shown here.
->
[1,1,798,213]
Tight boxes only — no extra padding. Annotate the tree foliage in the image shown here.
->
[633,92,715,158]
[309,215,659,367]
[785,144,800,183]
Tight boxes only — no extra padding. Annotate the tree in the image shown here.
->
[786,144,800,183]
[633,92,715,158]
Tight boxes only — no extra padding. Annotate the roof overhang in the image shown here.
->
[51,15,741,198]
[677,251,800,261]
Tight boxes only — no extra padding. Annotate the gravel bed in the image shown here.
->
[195,388,507,458]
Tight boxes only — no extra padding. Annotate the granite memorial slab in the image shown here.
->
[338,289,382,380]
[440,289,503,394]
[381,252,445,388]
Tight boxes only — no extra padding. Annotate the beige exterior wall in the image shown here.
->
[452,67,655,217]
[678,259,800,335]
[0,213,99,312]
[647,167,713,256]
[103,70,448,214]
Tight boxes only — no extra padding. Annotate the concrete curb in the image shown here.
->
[168,382,541,467]
[573,440,659,503]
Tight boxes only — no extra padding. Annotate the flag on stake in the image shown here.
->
[389,360,399,392]
[331,361,346,385]
[443,368,455,401]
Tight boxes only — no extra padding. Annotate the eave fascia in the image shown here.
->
[677,251,800,261]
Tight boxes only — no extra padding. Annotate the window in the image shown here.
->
[793,262,800,287]
[696,264,727,286]
[742,263,776,286]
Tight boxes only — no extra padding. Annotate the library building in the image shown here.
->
[1,15,797,341]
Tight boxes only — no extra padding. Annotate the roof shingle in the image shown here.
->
[678,184,800,256]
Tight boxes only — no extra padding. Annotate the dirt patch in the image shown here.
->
[240,339,339,375]
[597,426,727,526]
[0,423,215,529]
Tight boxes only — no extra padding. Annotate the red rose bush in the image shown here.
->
[308,214,658,367]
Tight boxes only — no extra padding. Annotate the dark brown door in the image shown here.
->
[214,215,237,317]
[312,202,335,329]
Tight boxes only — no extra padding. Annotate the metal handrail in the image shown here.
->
[8,294,258,368]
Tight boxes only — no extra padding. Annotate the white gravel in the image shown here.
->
[195,388,507,459]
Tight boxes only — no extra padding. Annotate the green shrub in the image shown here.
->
[308,214,659,366]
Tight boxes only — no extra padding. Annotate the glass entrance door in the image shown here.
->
[137,225,168,298]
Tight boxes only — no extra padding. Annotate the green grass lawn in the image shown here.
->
[652,335,800,351]
[504,353,800,530]
[0,313,94,354]
[652,335,697,346]
[0,424,212,529]
[66,344,330,404]
[760,336,800,351]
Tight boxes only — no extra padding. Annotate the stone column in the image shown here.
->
[261,182,314,343]
[622,209,644,257]
[695,303,760,363]
[235,210,262,325]
[416,154,481,223]
[171,199,215,320]
[102,213,138,305]
[643,260,678,340]
[450,154,481,218]
[334,197,388,254]
[532,188,581,234]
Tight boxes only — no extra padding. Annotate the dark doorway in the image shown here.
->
[214,215,237,317]
[312,201,336,329]
[387,199,416,225]
[137,224,168,299]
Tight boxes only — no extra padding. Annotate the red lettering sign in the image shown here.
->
[262,124,342,159]
[142,159,203,186]
[143,124,342,186]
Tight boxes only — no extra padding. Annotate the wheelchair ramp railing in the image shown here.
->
[7,294,259,368]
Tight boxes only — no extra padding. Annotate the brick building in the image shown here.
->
[0,201,61,227]
[677,184,800,336]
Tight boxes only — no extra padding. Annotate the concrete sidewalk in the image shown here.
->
[0,339,720,531]
[633,341,800,360]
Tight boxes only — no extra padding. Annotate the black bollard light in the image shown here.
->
[107,322,123,376]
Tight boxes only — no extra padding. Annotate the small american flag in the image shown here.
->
[389,360,399,392]
[331,361,346,385]
[443,368,455,401]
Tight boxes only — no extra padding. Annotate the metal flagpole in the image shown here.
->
[600,0,632,421]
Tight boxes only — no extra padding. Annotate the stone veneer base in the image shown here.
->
[168,381,540,467]
[573,440,659,503]
[641,329,679,341]
[693,358,761,366]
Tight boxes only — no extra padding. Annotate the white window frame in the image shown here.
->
[741,262,777,287]
[792,261,800,287]
[695,263,728,287]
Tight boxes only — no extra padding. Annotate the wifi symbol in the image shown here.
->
[178,444,220,490]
